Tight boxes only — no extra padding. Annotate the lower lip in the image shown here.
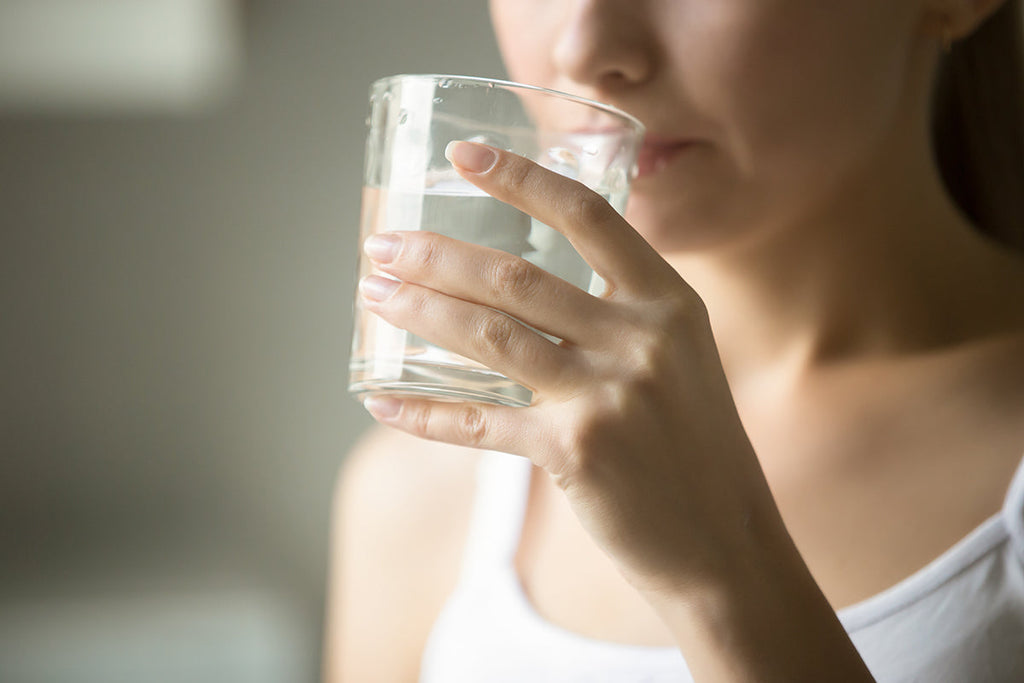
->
[635,142,695,178]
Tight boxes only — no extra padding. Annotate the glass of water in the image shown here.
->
[349,74,644,407]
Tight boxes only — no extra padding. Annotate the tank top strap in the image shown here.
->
[1003,451,1024,564]
[457,450,534,583]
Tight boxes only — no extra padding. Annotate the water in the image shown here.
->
[350,182,627,407]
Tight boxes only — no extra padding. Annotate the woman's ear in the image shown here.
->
[924,0,1010,44]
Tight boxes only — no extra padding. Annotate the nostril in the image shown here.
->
[599,70,632,90]
[551,18,655,91]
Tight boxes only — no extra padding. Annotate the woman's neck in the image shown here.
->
[663,139,1024,391]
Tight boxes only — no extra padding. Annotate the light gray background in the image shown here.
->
[0,2,505,681]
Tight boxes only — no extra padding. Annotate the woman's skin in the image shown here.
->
[326,0,1024,681]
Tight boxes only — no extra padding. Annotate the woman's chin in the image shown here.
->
[624,174,768,257]
[624,195,715,255]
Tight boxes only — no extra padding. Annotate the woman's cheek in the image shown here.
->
[489,0,561,86]
[695,9,867,174]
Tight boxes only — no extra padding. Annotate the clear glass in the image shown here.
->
[349,74,644,407]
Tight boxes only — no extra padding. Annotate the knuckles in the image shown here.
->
[405,401,434,439]
[498,157,536,198]
[399,232,444,273]
[567,191,617,229]
[490,257,542,304]
[396,399,489,449]
[453,404,488,447]
[474,312,519,357]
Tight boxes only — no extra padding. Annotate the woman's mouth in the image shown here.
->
[636,139,696,178]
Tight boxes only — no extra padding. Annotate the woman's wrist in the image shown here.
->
[639,508,876,683]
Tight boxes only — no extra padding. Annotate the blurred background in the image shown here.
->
[0,1,504,681]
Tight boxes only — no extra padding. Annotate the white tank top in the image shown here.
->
[419,451,1024,682]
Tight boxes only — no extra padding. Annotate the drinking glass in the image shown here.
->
[349,74,644,407]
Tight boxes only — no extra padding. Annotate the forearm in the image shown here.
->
[642,511,875,683]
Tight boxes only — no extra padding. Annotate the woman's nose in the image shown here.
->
[552,0,656,91]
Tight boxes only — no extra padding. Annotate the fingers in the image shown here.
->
[359,275,582,394]
[362,394,542,458]
[445,140,677,297]
[364,230,613,345]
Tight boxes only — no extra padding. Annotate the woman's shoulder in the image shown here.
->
[333,423,485,577]
[324,424,483,682]
[338,423,484,522]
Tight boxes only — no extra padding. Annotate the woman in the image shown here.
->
[327,0,1024,680]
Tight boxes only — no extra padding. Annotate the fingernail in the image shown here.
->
[364,395,402,419]
[445,140,498,174]
[359,275,400,301]
[364,233,401,263]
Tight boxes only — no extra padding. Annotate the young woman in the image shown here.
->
[327,0,1024,680]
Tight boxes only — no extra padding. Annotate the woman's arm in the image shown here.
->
[643,504,875,683]
[357,141,875,681]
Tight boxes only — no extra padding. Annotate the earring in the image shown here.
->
[941,18,954,54]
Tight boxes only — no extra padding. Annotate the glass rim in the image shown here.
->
[370,73,645,135]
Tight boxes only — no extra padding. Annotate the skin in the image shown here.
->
[325,0,1024,681]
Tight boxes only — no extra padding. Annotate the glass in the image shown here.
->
[349,74,644,407]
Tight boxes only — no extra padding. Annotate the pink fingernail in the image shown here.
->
[364,233,401,263]
[364,395,402,419]
[445,140,498,174]
[359,275,400,302]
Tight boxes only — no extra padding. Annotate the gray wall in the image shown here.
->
[0,2,505,680]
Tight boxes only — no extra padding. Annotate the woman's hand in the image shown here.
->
[357,141,878,681]
[358,140,777,594]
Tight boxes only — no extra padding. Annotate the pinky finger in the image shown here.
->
[362,395,536,456]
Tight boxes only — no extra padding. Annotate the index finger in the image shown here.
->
[444,140,676,297]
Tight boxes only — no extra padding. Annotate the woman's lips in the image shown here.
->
[636,139,696,178]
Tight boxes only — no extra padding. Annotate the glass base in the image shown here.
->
[349,358,533,408]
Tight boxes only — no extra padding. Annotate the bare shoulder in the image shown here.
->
[334,425,485,572]
[957,329,1024,432]
[340,423,484,520]
[324,425,483,683]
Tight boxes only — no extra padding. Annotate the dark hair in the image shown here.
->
[932,0,1024,250]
